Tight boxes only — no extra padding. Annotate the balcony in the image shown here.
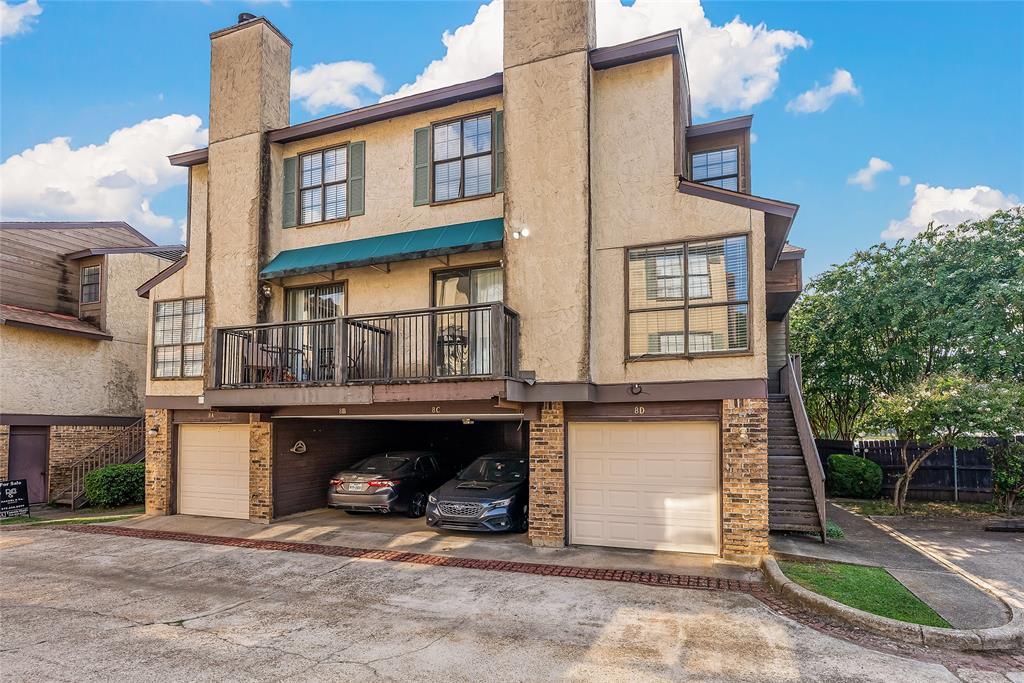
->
[214,303,519,389]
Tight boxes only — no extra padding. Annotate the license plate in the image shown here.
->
[346,483,364,492]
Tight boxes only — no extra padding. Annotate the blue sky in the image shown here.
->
[2,0,1021,277]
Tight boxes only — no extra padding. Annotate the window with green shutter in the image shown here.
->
[414,111,504,205]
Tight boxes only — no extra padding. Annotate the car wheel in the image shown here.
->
[406,491,427,518]
[516,504,529,533]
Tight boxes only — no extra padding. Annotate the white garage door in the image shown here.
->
[178,424,249,519]
[569,421,720,554]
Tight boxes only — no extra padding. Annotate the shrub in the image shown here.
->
[84,463,145,508]
[827,453,882,499]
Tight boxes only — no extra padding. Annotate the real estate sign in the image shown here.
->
[0,479,30,518]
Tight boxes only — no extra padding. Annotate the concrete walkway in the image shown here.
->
[118,508,762,583]
[770,504,1010,629]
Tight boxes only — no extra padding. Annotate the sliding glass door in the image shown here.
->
[284,283,344,381]
[433,266,503,376]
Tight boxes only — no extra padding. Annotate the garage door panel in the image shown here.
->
[569,422,720,555]
[178,424,249,520]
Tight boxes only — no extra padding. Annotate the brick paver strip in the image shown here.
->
[54,524,1024,674]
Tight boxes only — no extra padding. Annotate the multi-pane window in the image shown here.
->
[300,145,348,224]
[627,236,749,357]
[433,113,492,202]
[80,265,101,304]
[153,298,205,378]
[691,147,739,191]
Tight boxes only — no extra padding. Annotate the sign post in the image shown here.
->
[0,479,30,518]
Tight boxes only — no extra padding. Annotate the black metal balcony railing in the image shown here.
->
[215,303,519,388]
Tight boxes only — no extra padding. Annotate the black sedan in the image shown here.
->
[327,451,446,517]
[426,452,529,532]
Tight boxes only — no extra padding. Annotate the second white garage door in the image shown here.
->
[178,424,249,519]
[569,421,720,554]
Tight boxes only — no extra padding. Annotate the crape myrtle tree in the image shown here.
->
[790,208,1024,439]
[863,375,1023,514]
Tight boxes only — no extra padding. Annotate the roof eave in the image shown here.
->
[676,179,799,269]
[0,318,113,341]
[137,254,188,299]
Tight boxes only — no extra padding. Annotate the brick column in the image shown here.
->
[528,401,566,547]
[721,398,769,560]
[0,424,9,480]
[248,414,273,523]
[144,408,173,515]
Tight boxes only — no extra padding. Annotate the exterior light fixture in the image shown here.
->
[462,418,475,425]
[511,227,530,239]
[260,283,272,299]
[629,384,643,395]
[146,425,159,437]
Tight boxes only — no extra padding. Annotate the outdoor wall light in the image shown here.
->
[146,425,159,437]
[260,283,273,299]
[462,418,475,425]
[511,228,530,239]
[629,383,643,395]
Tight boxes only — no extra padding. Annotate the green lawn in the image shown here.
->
[833,498,1003,518]
[779,560,951,628]
[0,506,143,527]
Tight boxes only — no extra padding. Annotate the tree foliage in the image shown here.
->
[791,208,1024,438]
[863,375,1023,513]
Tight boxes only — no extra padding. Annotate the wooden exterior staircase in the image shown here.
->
[53,419,146,510]
[768,354,827,541]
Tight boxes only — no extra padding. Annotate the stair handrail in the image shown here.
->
[780,354,827,542]
[53,418,146,509]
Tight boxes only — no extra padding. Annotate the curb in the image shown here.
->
[762,556,1024,652]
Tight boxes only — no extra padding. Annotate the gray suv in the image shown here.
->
[327,451,445,517]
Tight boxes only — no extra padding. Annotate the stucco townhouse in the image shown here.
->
[141,0,824,564]
[0,221,183,506]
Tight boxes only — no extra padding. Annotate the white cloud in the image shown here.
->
[291,61,385,114]
[1,0,42,40]
[383,0,809,117]
[883,184,1021,239]
[847,157,893,191]
[0,114,208,243]
[898,175,911,186]
[786,68,860,114]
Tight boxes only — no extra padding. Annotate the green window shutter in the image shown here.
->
[494,110,505,193]
[348,141,365,217]
[282,156,297,228]
[413,126,430,206]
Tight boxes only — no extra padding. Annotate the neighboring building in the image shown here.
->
[142,2,822,562]
[0,221,183,504]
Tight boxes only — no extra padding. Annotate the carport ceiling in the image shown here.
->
[273,414,527,422]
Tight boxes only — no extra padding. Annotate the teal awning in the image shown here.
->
[260,218,504,280]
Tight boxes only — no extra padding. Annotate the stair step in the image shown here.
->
[769,486,813,501]
[771,522,822,534]
[769,477,812,489]
[770,512,820,529]
[769,499,817,513]
[769,447,804,457]
[768,435,801,446]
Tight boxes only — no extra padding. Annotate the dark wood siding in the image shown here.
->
[0,225,151,314]
[272,419,528,518]
[767,318,788,393]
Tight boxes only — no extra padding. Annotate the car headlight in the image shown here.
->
[489,497,513,508]
[428,494,437,504]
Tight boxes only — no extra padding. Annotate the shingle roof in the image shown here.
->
[0,304,112,341]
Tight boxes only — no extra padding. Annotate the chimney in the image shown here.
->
[502,0,595,383]
[204,16,291,343]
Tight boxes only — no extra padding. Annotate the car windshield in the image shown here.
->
[354,456,409,473]
[457,457,527,483]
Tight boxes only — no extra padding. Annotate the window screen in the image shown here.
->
[153,298,205,378]
[80,265,101,304]
[432,113,492,202]
[692,147,739,191]
[299,145,348,224]
[627,236,749,357]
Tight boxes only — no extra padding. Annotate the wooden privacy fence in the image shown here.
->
[815,438,996,503]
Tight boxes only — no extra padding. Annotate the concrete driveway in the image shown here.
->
[0,528,1010,683]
